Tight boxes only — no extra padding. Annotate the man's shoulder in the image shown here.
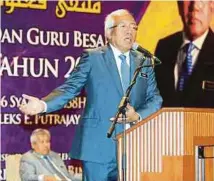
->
[21,150,35,161]
[155,31,183,56]
[208,28,214,36]
[83,45,109,55]
[201,29,214,59]
[49,151,62,159]
[22,150,33,157]
[158,31,182,45]
[21,150,61,162]
[205,28,214,44]
[49,150,59,156]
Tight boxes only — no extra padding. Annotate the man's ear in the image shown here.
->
[105,29,112,42]
[31,142,35,150]
[211,0,214,12]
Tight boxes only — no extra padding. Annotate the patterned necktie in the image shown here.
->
[119,54,130,93]
[177,42,195,91]
[43,155,69,181]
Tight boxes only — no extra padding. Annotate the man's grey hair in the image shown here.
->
[30,128,51,143]
[104,9,132,39]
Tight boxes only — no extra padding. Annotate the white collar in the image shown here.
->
[109,44,130,58]
[181,30,209,50]
[33,151,49,159]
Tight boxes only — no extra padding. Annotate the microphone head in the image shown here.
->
[132,42,139,51]
[132,42,162,66]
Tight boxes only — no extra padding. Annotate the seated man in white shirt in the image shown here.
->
[19,128,76,181]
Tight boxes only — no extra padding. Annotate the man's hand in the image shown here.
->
[19,94,45,115]
[110,103,140,123]
[43,175,58,181]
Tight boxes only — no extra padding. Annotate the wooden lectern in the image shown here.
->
[116,108,214,181]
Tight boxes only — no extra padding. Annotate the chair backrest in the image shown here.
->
[6,154,22,181]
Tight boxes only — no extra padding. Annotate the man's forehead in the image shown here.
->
[36,134,50,140]
[115,16,136,24]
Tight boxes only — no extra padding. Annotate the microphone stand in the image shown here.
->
[121,108,127,181]
[107,55,148,138]
[107,55,148,181]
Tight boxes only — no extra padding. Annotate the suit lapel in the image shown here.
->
[102,45,145,101]
[172,33,183,86]
[130,50,137,80]
[186,29,214,91]
[192,29,213,70]
[32,151,54,174]
[49,153,64,173]
[129,51,141,105]
[47,152,68,177]
[102,45,123,96]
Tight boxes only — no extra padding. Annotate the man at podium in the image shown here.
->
[19,9,162,181]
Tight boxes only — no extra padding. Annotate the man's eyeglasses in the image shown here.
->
[190,0,209,9]
[110,23,138,31]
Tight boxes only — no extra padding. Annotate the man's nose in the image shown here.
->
[44,143,49,147]
[126,28,132,34]
[126,26,135,34]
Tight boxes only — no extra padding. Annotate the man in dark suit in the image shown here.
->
[19,9,162,181]
[19,129,76,181]
[155,0,214,107]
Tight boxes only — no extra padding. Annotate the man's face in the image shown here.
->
[32,134,50,155]
[178,0,213,40]
[109,13,137,53]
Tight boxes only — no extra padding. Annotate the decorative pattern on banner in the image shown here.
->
[1,0,101,18]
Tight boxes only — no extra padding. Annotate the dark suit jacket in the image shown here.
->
[43,44,162,164]
[155,29,214,108]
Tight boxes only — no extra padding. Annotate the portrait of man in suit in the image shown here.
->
[19,9,162,181]
[155,0,214,107]
[19,129,76,181]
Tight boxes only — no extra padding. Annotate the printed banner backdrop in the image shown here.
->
[1,0,214,180]
[1,1,149,180]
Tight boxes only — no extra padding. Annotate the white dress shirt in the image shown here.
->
[109,44,130,79]
[110,44,132,129]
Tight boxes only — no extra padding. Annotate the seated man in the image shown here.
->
[19,128,75,181]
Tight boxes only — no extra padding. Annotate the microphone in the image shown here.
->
[132,42,161,65]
